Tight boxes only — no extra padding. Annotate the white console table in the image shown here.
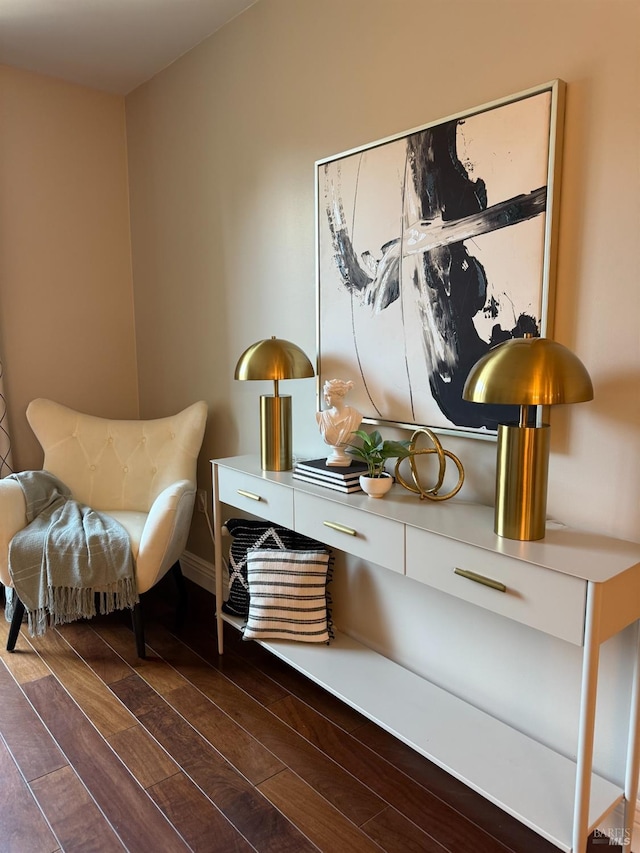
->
[211,454,640,853]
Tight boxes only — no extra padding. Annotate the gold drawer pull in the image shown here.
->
[323,520,357,536]
[237,489,262,502]
[454,567,506,593]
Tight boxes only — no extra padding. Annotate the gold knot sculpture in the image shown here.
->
[394,428,465,501]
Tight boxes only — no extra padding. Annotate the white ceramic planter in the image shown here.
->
[359,473,393,498]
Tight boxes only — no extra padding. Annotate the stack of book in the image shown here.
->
[292,458,368,493]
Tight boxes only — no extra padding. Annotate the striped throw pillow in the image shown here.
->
[222,519,327,618]
[243,549,332,643]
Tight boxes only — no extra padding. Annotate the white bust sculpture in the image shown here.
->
[316,378,362,466]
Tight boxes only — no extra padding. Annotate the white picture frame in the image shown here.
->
[316,80,565,439]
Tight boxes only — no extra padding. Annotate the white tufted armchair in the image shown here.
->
[0,398,208,657]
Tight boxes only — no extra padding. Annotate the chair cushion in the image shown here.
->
[102,510,147,561]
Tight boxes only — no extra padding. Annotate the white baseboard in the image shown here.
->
[180,550,216,594]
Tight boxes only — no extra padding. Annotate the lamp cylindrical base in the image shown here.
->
[260,395,292,471]
[495,423,550,541]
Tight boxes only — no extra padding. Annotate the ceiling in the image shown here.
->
[0,0,258,94]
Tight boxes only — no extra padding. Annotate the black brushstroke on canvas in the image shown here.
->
[325,118,545,430]
[407,122,525,428]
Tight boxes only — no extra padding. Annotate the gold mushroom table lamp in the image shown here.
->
[462,336,593,541]
[234,336,315,472]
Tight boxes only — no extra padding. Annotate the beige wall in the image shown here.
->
[0,65,138,471]
[126,0,640,547]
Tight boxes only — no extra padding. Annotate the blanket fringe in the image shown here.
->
[4,586,15,622]
[21,579,140,637]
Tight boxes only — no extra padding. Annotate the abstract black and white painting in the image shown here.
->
[316,81,564,438]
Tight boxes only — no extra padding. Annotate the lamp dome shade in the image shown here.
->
[462,337,594,406]
[234,337,315,381]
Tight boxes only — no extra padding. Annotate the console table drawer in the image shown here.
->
[295,492,404,574]
[217,467,293,528]
[406,526,587,644]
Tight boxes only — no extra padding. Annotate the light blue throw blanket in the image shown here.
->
[6,470,138,637]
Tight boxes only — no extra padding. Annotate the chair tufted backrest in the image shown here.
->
[26,399,208,512]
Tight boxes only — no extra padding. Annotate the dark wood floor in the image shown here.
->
[0,578,616,853]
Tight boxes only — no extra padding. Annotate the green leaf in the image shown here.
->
[345,429,412,477]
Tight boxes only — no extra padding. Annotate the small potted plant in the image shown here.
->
[346,429,412,498]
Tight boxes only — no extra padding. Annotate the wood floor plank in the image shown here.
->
[30,765,126,853]
[91,617,191,694]
[56,621,133,684]
[165,681,285,784]
[0,660,67,781]
[148,620,289,706]
[22,674,191,853]
[219,622,369,731]
[130,655,193,697]
[258,768,385,853]
[110,672,317,853]
[107,723,179,789]
[0,616,52,683]
[87,613,153,668]
[19,627,136,738]
[170,624,287,707]
[148,771,255,853]
[133,620,386,826]
[361,807,449,853]
[269,692,512,853]
[0,735,61,853]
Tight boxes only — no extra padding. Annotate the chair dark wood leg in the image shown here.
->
[7,595,26,652]
[131,602,146,659]
[171,560,188,630]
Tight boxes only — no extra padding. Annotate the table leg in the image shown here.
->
[573,582,602,853]
[622,621,640,848]
[212,463,224,654]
